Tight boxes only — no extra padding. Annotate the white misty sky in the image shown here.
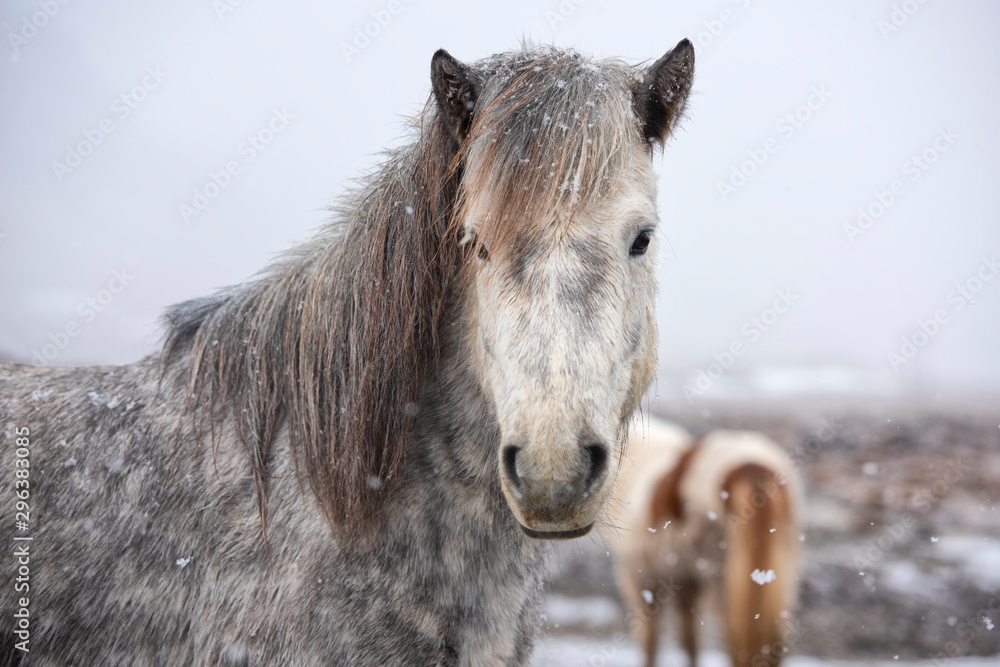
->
[1,0,998,400]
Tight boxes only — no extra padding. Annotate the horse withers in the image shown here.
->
[1,42,694,665]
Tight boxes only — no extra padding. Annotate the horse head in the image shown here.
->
[431,42,694,538]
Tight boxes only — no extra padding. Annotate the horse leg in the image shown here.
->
[618,568,661,667]
[637,590,661,667]
[678,579,700,667]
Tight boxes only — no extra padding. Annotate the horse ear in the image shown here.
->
[634,39,695,148]
[431,49,480,143]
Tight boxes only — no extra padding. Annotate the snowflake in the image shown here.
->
[751,569,776,585]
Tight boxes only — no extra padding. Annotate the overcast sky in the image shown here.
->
[1,0,997,402]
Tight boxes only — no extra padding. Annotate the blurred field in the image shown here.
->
[534,398,1000,665]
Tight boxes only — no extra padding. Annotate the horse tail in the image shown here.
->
[722,462,795,667]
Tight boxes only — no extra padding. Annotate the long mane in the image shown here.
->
[163,100,463,537]
[161,46,643,539]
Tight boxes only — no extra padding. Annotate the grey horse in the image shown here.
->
[1,41,693,665]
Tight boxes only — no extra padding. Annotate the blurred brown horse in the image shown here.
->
[608,417,801,667]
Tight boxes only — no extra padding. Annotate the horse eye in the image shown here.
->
[629,230,651,257]
[463,231,489,262]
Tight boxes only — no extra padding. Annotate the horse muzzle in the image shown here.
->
[499,440,615,540]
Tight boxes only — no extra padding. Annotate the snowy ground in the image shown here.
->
[532,593,998,666]
[533,635,999,667]
[531,400,1000,665]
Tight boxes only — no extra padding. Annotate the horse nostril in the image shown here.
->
[583,443,608,494]
[502,444,523,494]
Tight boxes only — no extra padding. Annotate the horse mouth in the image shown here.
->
[518,523,594,540]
